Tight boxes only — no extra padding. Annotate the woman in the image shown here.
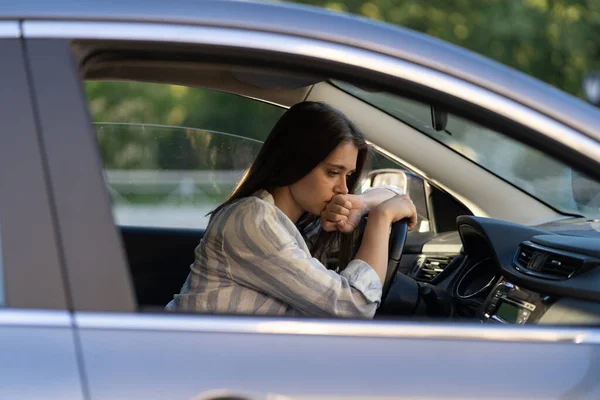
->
[166,101,417,318]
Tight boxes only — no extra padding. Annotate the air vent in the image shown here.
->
[539,255,581,278]
[517,246,534,267]
[414,255,454,282]
[515,244,582,280]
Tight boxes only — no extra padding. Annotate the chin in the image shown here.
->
[304,204,324,217]
[306,209,320,217]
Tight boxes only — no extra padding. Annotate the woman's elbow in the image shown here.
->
[334,301,378,319]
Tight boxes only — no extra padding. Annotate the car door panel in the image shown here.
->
[0,312,83,400]
[76,313,600,400]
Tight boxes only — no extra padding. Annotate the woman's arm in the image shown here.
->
[353,211,392,284]
[354,195,416,283]
[360,186,404,212]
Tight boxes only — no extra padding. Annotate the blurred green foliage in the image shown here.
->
[86,82,285,169]
[86,81,285,141]
[95,123,264,170]
[294,0,600,98]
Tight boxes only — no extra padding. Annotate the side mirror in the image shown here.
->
[570,169,600,213]
[369,169,408,194]
[583,71,600,105]
[361,169,432,233]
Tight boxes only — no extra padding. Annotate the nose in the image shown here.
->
[335,175,349,195]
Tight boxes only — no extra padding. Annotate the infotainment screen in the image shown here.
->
[496,301,520,323]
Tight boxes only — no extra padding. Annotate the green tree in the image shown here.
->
[293,0,600,98]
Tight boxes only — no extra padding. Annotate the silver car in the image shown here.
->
[1,0,600,399]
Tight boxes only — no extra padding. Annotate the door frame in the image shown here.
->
[0,23,67,309]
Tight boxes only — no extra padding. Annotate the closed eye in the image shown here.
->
[328,171,355,178]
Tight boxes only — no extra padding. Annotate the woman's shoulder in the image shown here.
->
[212,192,281,229]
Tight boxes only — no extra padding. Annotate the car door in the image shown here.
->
[0,23,84,400]
[23,17,600,400]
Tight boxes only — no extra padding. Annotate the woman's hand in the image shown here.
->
[370,194,418,231]
[320,187,404,233]
[320,194,365,233]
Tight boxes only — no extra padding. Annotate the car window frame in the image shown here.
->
[0,27,68,309]
[24,38,135,312]
[23,19,600,338]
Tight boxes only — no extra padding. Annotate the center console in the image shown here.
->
[479,278,552,324]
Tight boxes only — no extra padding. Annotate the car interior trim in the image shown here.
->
[21,20,600,168]
[0,309,71,327]
[82,59,313,109]
[0,21,19,38]
[458,216,600,302]
[74,312,600,344]
[422,242,463,254]
[455,257,498,299]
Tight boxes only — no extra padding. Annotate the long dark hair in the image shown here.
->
[210,101,371,270]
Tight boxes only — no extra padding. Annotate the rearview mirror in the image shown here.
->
[430,105,448,132]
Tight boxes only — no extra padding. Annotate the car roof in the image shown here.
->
[3,0,600,140]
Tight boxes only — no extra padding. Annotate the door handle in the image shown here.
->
[192,389,293,400]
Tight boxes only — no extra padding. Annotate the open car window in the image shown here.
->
[87,81,430,230]
[87,81,285,229]
[97,123,263,229]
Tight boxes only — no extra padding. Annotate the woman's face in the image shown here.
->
[289,140,359,216]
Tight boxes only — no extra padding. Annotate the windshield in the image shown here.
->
[334,81,600,219]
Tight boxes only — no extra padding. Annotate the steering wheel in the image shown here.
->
[355,217,453,317]
[381,220,409,303]
[377,219,454,317]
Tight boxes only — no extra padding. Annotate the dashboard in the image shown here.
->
[408,216,600,325]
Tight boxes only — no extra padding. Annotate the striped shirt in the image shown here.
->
[165,189,383,318]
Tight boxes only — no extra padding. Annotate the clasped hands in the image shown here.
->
[320,188,418,233]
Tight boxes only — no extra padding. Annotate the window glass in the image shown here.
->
[97,123,262,228]
[86,81,285,229]
[334,81,600,218]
